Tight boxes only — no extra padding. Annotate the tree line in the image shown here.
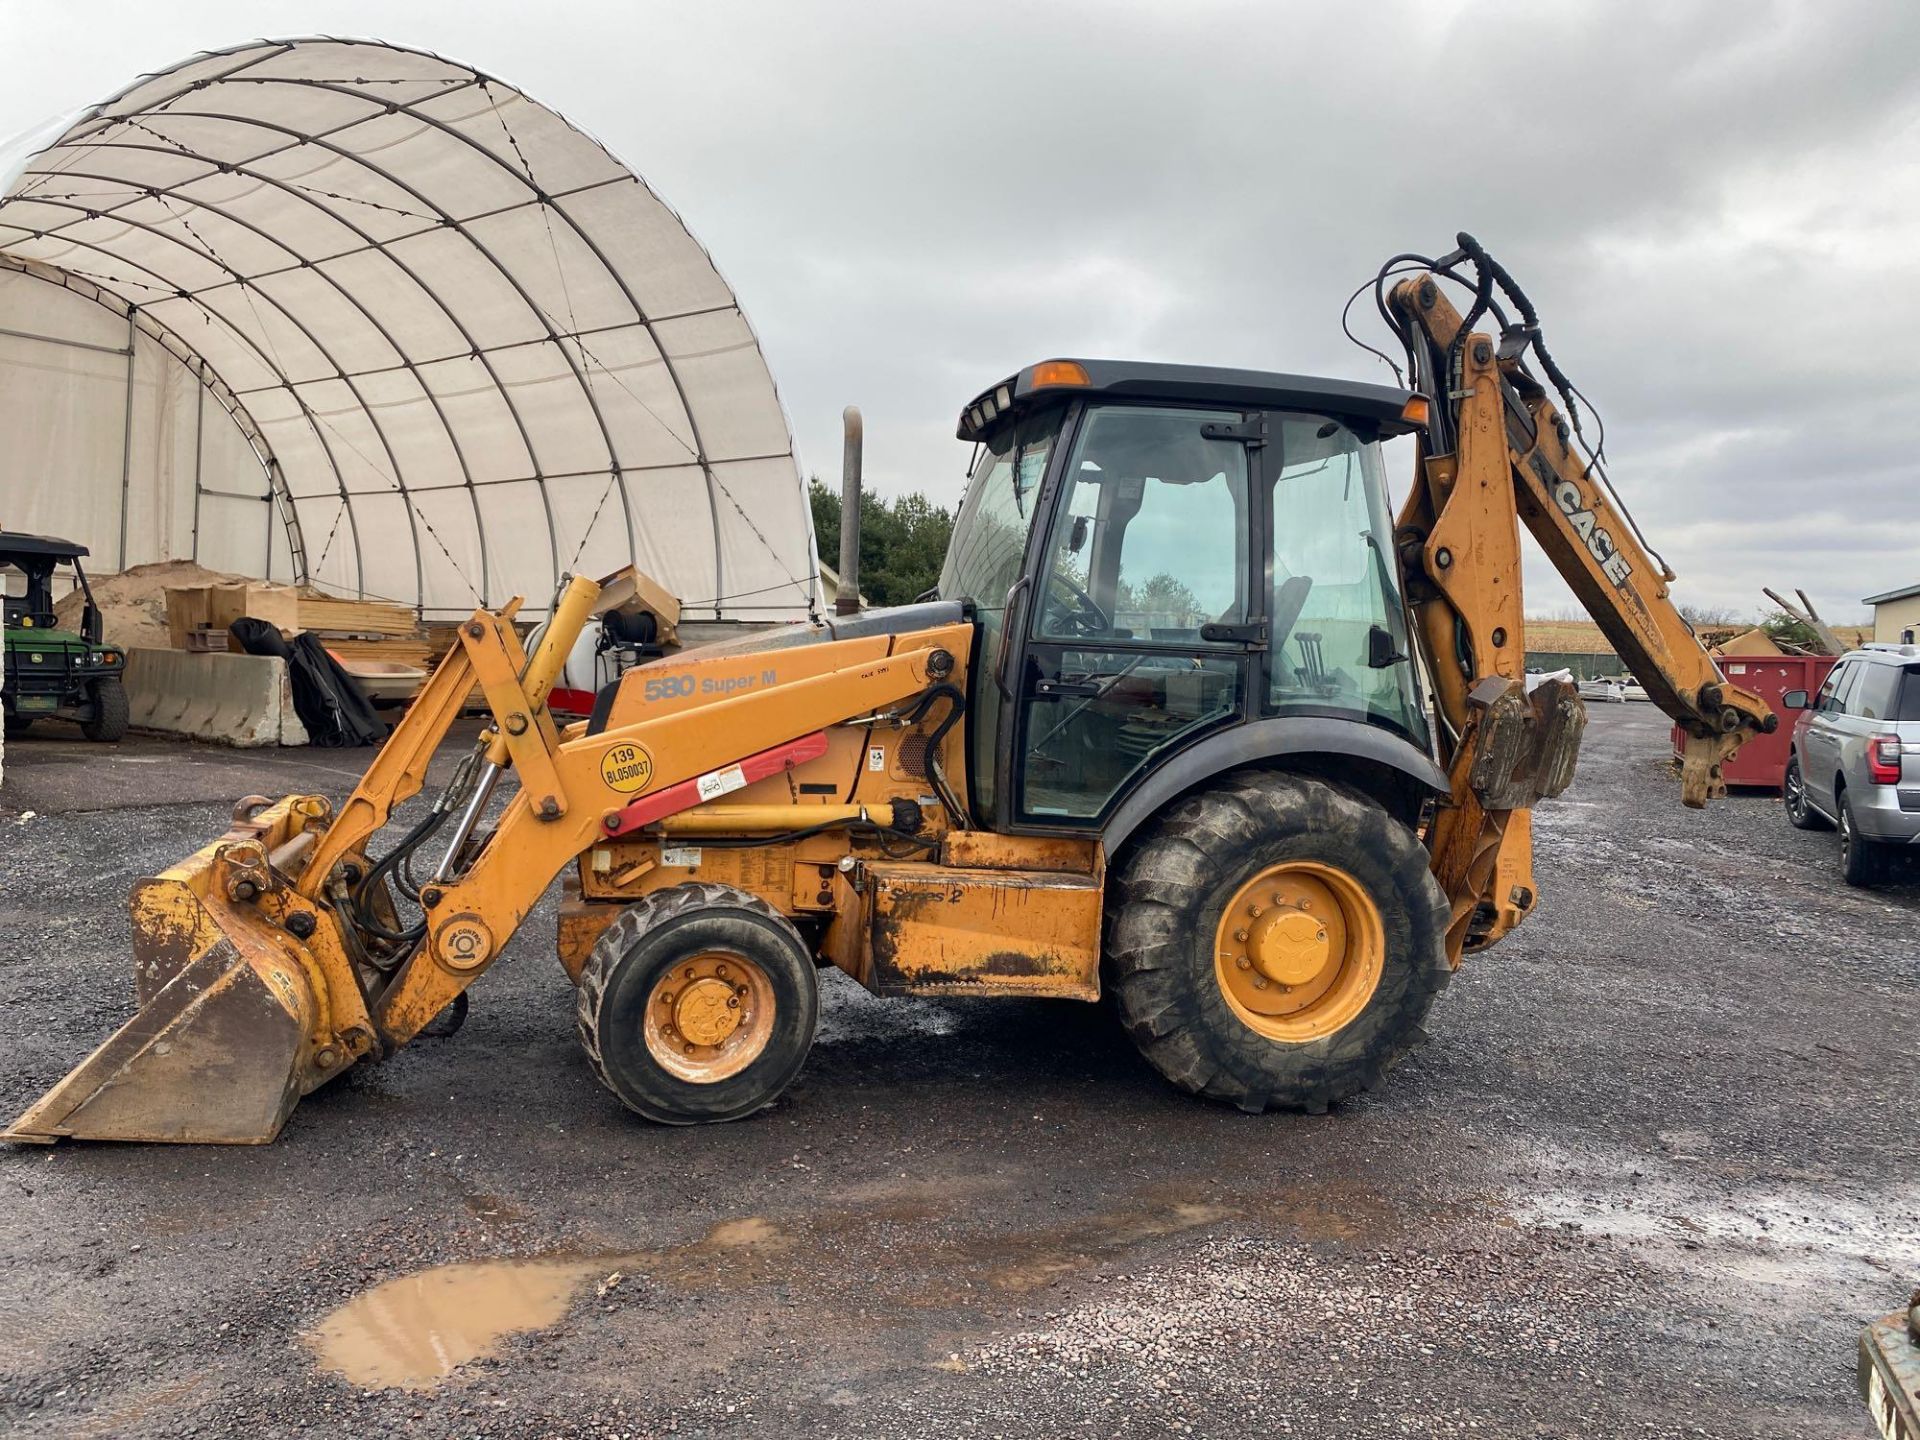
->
[809,480,955,608]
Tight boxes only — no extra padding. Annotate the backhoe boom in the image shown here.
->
[1384,237,1773,957]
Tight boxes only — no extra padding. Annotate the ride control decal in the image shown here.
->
[600,741,655,794]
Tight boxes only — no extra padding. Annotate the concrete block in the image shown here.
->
[124,649,309,748]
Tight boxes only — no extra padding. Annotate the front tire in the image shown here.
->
[1783,754,1829,831]
[80,677,128,742]
[575,883,818,1125]
[1106,771,1451,1114]
[1838,789,1886,888]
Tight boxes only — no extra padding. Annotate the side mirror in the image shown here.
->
[1781,689,1808,710]
[1366,623,1407,669]
[1067,515,1090,555]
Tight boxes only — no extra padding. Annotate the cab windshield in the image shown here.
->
[939,405,1065,813]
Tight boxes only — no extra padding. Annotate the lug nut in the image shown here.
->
[660,992,674,1005]
[1254,978,1269,990]
[1234,929,1248,942]
[1235,957,1252,971]
[727,996,740,1009]
[716,964,730,979]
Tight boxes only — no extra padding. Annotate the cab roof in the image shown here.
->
[0,531,88,561]
[957,358,1419,444]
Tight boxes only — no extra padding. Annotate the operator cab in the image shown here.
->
[2,531,91,633]
[940,359,1432,831]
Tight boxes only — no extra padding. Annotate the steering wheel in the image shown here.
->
[1043,570,1110,636]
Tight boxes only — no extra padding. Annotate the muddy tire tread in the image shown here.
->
[1106,770,1450,1114]
[575,882,816,1125]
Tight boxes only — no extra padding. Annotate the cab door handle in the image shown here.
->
[1199,621,1269,648]
[1034,679,1102,698]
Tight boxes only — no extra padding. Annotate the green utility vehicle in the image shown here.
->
[2,532,128,742]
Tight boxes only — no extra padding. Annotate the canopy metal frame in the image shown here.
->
[0,37,817,620]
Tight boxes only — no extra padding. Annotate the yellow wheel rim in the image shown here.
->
[1213,860,1385,1042]
[642,952,775,1083]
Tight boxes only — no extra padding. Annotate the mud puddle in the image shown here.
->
[305,1181,1396,1392]
[305,1257,602,1390]
[305,1215,791,1390]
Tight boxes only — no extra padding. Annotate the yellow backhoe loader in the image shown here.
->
[4,235,1774,1144]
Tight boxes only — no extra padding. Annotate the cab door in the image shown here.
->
[1002,404,1263,829]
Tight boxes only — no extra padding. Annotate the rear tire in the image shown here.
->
[80,677,128,742]
[1783,753,1829,831]
[575,882,818,1125]
[1106,771,1451,1113]
[1838,788,1886,888]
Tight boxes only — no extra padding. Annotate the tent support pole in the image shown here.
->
[190,374,205,564]
[117,309,136,570]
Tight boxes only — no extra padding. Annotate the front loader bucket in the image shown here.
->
[4,803,321,1145]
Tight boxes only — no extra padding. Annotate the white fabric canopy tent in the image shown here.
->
[0,37,820,621]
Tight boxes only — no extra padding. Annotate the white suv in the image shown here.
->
[1782,646,1920,885]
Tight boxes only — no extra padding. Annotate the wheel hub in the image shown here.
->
[1247,908,1331,986]
[1214,860,1386,1042]
[642,951,773,1083]
[672,977,741,1047]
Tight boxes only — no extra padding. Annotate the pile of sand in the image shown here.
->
[54,559,256,650]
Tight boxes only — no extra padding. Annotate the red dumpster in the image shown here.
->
[1670,653,1837,791]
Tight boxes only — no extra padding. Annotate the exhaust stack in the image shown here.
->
[836,405,862,616]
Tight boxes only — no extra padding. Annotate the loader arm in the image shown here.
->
[1383,236,1773,959]
[5,572,950,1144]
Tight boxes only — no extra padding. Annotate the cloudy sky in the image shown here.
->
[4,0,1915,620]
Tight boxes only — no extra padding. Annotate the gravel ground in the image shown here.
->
[0,705,1913,1438]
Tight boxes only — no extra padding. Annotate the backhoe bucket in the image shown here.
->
[3,800,322,1145]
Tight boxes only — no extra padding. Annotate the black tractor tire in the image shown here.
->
[1106,770,1451,1114]
[80,677,129,743]
[1783,753,1830,831]
[575,882,818,1125]
[3,713,31,739]
[1838,788,1886,888]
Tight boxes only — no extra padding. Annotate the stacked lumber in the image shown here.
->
[295,595,420,638]
[298,591,430,702]
[318,636,435,667]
